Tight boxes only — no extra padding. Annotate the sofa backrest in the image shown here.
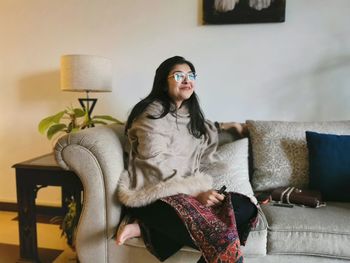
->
[246,120,350,192]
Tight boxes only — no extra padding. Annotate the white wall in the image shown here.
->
[1,0,349,205]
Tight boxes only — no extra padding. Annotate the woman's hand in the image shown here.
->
[220,122,248,138]
[195,190,225,207]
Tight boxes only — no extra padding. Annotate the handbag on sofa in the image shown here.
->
[271,187,326,208]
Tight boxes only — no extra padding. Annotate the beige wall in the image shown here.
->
[1,0,350,205]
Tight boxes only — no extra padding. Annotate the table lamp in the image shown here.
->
[60,54,112,121]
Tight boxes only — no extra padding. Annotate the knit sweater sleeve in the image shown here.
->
[127,115,178,181]
[199,120,228,176]
[200,120,220,164]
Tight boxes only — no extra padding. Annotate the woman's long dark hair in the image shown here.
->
[125,56,206,138]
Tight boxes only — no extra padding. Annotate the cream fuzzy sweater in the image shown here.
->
[117,101,221,207]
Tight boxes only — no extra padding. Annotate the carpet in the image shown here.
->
[0,243,63,263]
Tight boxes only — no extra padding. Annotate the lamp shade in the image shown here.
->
[60,54,112,92]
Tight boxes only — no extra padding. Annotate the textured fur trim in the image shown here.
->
[117,171,213,207]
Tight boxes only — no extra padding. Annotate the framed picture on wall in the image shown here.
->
[203,0,286,24]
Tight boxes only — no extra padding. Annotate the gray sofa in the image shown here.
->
[54,120,350,263]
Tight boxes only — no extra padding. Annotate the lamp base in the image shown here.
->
[78,98,97,127]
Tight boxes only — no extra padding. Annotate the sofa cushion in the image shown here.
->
[240,207,267,256]
[246,120,350,191]
[124,207,268,258]
[306,131,350,202]
[261,202,350,259]
[212,138,256,203]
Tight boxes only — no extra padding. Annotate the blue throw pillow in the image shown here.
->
[306,131,350,201]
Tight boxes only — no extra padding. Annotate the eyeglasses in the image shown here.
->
[168,72,197,82]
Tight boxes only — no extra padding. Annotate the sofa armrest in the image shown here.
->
[54,123,125,263]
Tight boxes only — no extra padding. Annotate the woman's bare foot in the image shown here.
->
[115,223,141,245]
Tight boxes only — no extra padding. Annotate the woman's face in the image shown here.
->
[167,63,196,108]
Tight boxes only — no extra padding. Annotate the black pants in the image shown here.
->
[128,193,257,262]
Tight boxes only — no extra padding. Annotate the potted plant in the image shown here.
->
[38,106,123,140]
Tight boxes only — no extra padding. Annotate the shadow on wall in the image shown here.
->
[18,70,74,108]
[311,54,350,120]
[262,54,350,121]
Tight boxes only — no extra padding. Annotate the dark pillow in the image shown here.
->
[306,131,350,201]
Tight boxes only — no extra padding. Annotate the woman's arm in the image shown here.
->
[215,121,248,138]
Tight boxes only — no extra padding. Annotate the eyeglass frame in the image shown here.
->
[167,71,197,82]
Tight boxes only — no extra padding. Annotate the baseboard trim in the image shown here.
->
[0,202,64,216]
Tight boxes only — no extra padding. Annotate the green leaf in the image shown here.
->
[73,108,85,117]
[47,123,67,139]
[93,115,124,124]
[38,111,65,134]
[84,111,90,123]
[90,120,108,125]
[71,128,80,133]
[61,197,80,248]
[66,122,73,133]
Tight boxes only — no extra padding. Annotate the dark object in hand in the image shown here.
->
[218,185,227,194]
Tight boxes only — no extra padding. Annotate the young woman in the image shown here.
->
[116,56,257,263]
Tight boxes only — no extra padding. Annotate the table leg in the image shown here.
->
[61,188,68,215]
[16,171,39,263]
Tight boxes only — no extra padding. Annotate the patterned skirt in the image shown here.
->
[156,193,257,263]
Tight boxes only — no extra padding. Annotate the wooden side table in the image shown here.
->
[12,153,83,263]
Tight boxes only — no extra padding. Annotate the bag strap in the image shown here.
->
[315,201,327,208]
[286,187,295,204]
[280,187,291,203]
